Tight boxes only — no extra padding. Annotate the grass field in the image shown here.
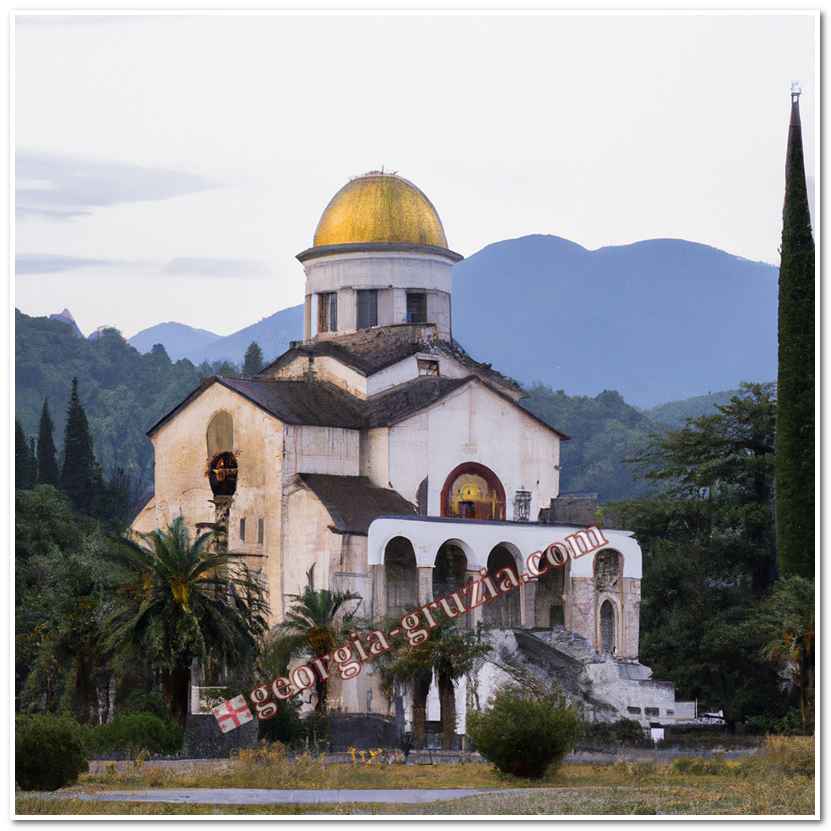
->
[16,737,815,817]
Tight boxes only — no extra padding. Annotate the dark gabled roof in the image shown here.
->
[365,375,472,427]
[434,339,524,396]
[146,376,365,436]
[218,377,365,428]
[297,473,416,535]
[148,364,567,439]
[257,324,524,396]
[261,328,426,378]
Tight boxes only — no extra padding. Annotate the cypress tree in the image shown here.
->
[776,88,815,579]
[243,341,264,376]
[61,378,97,514]
[15,420,36,490]
[36,398,60,486]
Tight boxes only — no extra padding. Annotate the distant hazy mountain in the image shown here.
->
[453,235,778,407]
[128,322,221,361]
[48,308,83,338]
[123,234,777,405]
[189,305,305,366]
[644,387,749,428]
[127,308,305,366]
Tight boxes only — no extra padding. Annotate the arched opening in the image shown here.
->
[208,451,238,496]
[535,560,566,629]
[433,541,468,599]
[206,411,234,458]
[483,545,521,628]
[384,537,418,618]
[440,462,506,520]
[600,600,616,655]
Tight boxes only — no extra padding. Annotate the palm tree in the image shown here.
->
[106,517,269,726]
[374,619,433,749]
[276,566,361,712]
[382,614,490,749]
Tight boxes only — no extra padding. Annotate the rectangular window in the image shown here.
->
[627,706,642,715]
[318,292,337,333]
[356,289,378,329]
[645,707,660,717]
[417,358,440,377]
[257,518,264,545]
[406,292,427,323]
[239,517,246,542]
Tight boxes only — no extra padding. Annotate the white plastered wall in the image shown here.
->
[303,250,454,338]
[366,352,472,396]
[383,381,561,520]
[135,383,285,621]
[261,354,368,399]
[282,425,360,476]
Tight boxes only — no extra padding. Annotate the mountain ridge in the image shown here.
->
[59,233,777,406]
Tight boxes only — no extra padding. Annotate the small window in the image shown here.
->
[356,289,378,329]
[627,706,642,715]
[645,707,660,717]
[257,518,264,545]
[318,292,337,333]
[239,517,246,542]
[417,359,439,377]
[406,292,427,324]
[666,710,674,716]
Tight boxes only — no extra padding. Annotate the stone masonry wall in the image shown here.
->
[568,576,595,646]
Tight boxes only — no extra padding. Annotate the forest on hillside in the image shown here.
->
[15,310,243,495]
[16,309,732,503]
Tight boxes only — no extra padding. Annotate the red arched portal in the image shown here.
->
[440,462,506,521]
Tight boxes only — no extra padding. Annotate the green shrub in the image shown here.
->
[120,690,169,720]
[580,718,650,748]
[16,714,89,791]
[745,708,809,736]
[467,685,579,779]
[84,713,182,757]
[258,700,305,747]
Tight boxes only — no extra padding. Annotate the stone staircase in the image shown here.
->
[478,626,681,726]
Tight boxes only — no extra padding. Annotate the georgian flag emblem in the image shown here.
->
[211,695,254,733]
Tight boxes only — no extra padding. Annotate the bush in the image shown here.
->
[16,714,89,791]
[467,685,579,779]
[580,718,650,748]
[83,713,182,757]
[745,708,810,736]
[258,699,305,747]
[120,690,169,720]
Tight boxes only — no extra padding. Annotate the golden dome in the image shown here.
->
[313,172,448,249]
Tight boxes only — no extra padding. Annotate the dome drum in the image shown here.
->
[299,171,460,342]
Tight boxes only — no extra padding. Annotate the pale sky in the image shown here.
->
[14,13,816,338]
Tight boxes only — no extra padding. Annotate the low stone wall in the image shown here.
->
[181,713,258,759]
[327,713,401,751]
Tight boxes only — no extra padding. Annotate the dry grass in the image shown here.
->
[17,736,815,817]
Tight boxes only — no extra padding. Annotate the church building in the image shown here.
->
[133,171,690,730]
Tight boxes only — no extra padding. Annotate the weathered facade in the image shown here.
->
[133,170,687,729]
